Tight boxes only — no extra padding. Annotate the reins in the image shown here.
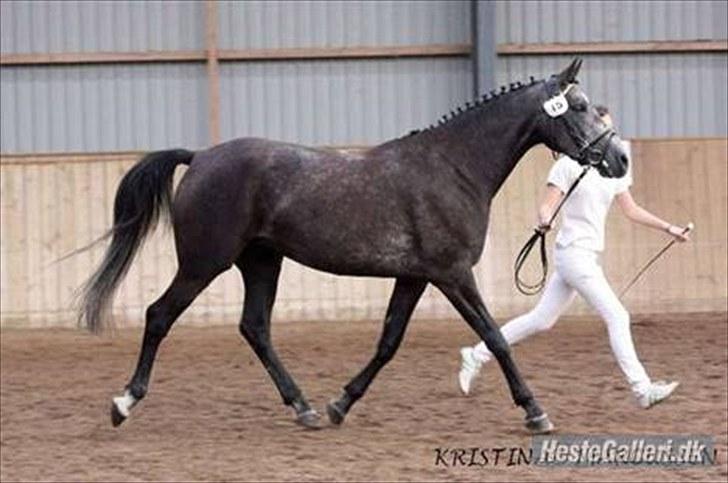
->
[513,165,590,295]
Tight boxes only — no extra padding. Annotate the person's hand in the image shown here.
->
[535,222,551,235]
[666,223,692,242]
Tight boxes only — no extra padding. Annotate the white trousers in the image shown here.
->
[473,245,651,396]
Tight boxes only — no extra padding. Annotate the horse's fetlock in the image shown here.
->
[128,383,147,400]
[520,395,540,415]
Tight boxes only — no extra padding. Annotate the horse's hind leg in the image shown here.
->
[236,244,320,429]
[327,278,427,425]
[110,269,216,427]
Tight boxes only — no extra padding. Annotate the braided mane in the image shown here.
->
[404,76,543,138]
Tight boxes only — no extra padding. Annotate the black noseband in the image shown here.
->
[579,127,616,169]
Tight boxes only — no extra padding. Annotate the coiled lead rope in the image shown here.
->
[514,166,590,295]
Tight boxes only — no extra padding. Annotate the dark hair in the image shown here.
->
[594,104,609,117]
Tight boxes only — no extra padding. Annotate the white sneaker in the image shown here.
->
[637,380,679,409]
[458,347,482,396]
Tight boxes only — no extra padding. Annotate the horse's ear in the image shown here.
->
[557,58,583,87]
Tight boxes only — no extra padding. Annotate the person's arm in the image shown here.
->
[535,184,564,233]
[615,190,690,242]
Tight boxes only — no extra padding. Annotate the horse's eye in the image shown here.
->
[573,103,587,112]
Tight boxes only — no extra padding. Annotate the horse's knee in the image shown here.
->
[239,317,268,346]
[238,319,254,341]
[238,320,248,339]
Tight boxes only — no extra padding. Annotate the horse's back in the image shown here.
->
[170,137,375,254]
[171,136,485,277]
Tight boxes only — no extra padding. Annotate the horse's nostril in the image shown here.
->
[620,154,629,166]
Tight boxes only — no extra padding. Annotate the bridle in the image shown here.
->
[544,81,618,172]
[513,82,618,295]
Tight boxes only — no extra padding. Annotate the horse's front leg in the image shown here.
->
[436,271,554,434]
[327,278,427,425]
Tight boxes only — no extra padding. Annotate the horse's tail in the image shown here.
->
[79,149,195,333]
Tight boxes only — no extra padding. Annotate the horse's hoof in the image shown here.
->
[295,409,323,430]
[326,400,347,426]
[110,402,127,427]
[525,413,554,434]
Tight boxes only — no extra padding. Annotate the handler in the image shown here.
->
[458,106,690,409]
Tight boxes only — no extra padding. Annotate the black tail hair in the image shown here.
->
[78,149,194,332]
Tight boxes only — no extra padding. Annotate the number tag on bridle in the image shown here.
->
[543,93,569,118]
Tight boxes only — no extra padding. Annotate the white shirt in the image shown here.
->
[547,142,632,252]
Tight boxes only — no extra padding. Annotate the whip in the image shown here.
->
[618,222,694,298]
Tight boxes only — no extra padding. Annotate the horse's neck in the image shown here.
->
[479,115,541,195]
[404,91,541,200]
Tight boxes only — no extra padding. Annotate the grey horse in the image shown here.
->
[80,59,628,434]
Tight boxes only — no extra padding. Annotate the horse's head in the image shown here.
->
[536,59,629,178]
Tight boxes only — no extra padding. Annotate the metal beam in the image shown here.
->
[498,40,728,56]
[0,44,472,66]
[205,0,221,145]
[472,0,497,96]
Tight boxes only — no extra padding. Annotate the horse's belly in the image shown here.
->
[253,167,483,277]
[266,221,417,277]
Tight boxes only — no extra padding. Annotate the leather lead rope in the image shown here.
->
[514,166,590,295]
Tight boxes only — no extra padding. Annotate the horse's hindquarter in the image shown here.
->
[257,145,488,278]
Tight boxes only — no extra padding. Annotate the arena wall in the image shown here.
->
[1,1,726,328]
[2,138,725,329]
[0,0,473,152]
